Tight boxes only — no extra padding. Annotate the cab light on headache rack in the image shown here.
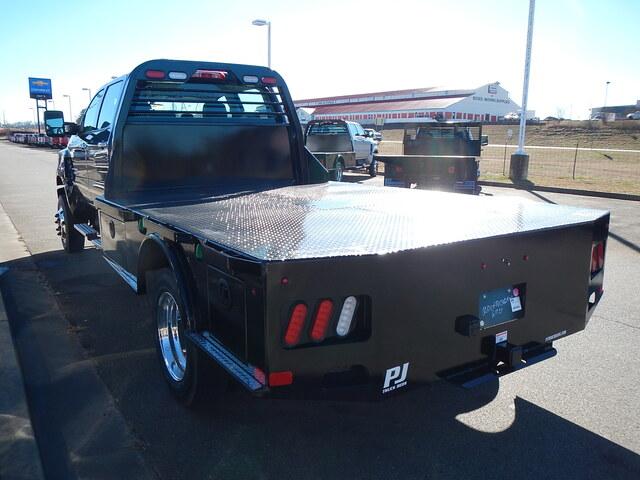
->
[145,69,165,79]
[192,69,228,81]
[168,71,188,80]
[261,76,277,85]
[243,75,259,84]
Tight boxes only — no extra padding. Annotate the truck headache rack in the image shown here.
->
[128,82,289,124]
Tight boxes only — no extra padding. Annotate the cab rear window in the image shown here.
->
[128,81,288,124]
[307,122,348,135]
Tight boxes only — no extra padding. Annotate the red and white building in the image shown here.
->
[295,83,521,125]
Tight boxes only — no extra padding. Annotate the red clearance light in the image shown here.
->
[448,166,456,174]
[261,76,277,85]
[192,69,228,81]
[269,371,293,387]
[284,303,307,346]
[310,299,334,342]
[253,367,266,385]
[145,69,165,79]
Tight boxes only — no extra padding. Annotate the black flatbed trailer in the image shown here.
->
[379,123,484,194]
[45,59,609,405]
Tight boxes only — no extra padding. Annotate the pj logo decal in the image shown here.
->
[382,362,409,394]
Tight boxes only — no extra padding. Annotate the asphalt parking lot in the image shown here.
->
[0,141,639,479]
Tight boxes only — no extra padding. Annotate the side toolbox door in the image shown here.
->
[99,209,127,268]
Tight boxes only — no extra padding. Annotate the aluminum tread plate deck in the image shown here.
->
[134,182,608,261]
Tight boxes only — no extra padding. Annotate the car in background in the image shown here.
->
[503,112,520,121]
[590,113,604,121]
[626,111,640,120]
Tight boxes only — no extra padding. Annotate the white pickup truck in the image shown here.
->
[305,119,378,181]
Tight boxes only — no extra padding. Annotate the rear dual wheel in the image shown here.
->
[148,268,227,406]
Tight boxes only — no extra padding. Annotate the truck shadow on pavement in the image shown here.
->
[2,248,639,480]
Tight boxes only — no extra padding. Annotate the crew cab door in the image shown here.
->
[71,89,105,204]
[350,122,372,161]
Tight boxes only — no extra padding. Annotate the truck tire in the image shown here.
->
[147,268,227,406]
[56,195,84,253]
[333,159,344,182]
[368,158,377,177]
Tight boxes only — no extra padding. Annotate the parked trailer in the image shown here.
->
[45,59,608,406]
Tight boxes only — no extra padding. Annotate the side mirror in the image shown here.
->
[64,122,79,135]
[43,110,65,137]
[481,135,489,146]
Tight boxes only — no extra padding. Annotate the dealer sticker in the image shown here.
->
[496,331,508,344]
[509,296,522,312]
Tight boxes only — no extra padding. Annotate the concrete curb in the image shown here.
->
[0,278,46,480]
[478,180,640,202]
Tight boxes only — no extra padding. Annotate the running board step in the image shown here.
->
[186,331,266,392]
[74,224,102,249]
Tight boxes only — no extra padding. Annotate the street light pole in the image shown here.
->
[252,19,272,69]
[603,81,611,108]
[28,107,36,128]
[82,88,92,103]
[63,94,72,121]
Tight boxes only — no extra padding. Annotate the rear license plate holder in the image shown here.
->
[478,283,526,330]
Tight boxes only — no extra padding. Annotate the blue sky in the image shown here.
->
[1,0,638,122]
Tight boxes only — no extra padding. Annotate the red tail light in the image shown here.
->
[145,69,165,79]
[192,69,228,81]
[284,303,307,346]
[591,242,605,274]
[310,300,333,342]
[261,76,277,85]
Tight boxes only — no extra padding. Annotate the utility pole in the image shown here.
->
[510,0,535,182]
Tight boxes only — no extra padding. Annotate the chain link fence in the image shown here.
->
[480,143,640,195]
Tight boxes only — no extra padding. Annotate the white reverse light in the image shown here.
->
[336,296,358,336]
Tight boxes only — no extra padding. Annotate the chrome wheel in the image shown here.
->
[157,291,187,382]
[334,161,344,182]
[55,206,67,248]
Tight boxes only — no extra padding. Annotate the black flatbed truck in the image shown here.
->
[377,122,485,194]
[45,59,609,404]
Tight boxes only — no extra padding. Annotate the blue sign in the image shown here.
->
[28,77,52,100]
